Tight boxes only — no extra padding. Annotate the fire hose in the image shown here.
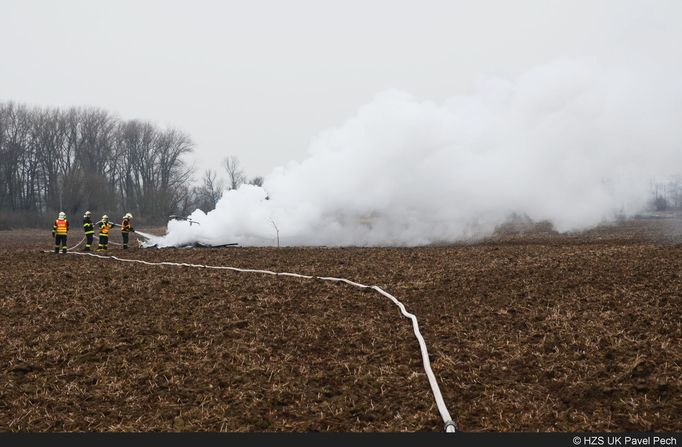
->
[68,251,458,432]
[44,234,127,253]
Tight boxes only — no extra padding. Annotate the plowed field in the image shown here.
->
[0,219,680,431]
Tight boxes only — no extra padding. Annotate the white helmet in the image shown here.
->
[102,215,109,221]
[124,213,133,219]
[84,211,92,217]
[58,212,66,219]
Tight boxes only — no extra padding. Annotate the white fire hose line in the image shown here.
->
[42,236,86,253]
[95,235,123,246]
[42,234,124,253]
[67,236,86,250]
[68,251,458,432]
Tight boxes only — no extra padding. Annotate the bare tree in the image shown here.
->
[0,100,196,227]
[249,176,264,187]
[224,155,245,190]
[270,218,280,248]
[195,169,225,211]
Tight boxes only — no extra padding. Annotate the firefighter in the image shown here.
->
[120,213,134,249]
[97,215,116,252]
[82,211,95,252]
[52,211,69,253]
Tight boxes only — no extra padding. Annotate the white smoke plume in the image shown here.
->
[149,60,682,247]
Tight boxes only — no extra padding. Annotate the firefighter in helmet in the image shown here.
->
[97,215,116,252]
[120,213,134,249]
[82,211,95,252]
[52,211,69,253]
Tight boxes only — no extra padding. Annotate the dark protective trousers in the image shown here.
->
[84,234,94,251]
[98,235,109,251]
[54,234,67,253]
[122,232,129,249]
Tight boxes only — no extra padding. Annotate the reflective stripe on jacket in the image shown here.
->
[54,219,68,235]
[121,218,133,233]
[83,219,94,235]
[99,222,114,236]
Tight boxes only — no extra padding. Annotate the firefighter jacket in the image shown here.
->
[83,218,94,235]
[121,218,134,233]
[53,218,69,236]
[98,221,114,237]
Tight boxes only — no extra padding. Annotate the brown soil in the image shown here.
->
[0,219,680,432]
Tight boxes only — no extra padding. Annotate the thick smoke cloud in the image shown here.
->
[150,60,682,247]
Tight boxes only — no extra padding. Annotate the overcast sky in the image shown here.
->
[2,0,680,180]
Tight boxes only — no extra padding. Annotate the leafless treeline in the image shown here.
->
[651,178,682,212]
[192,155,264,212]
[0,102,193,228]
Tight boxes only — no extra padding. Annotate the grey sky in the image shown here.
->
[2,0,679,180]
